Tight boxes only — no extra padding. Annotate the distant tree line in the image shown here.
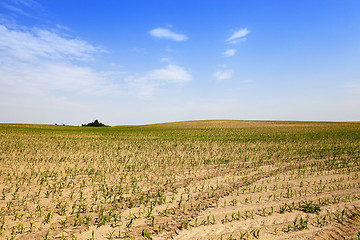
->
[82,120,107,127]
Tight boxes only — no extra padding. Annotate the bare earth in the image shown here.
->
[0,121,359,239]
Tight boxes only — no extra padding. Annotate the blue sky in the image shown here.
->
[1,0,360,125]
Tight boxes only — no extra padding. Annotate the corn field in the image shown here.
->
[0,120,360,239]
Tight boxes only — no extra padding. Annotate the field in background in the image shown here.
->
[0,121,360,240]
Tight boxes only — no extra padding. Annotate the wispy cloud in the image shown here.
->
[0,25,100,61]
[1,2,27,15]
[0,23,193,102]
[148,64,192,83]
[213,69,233,81]
[55,24,69,31]
[226,28,250,44]
[1,63,123,96]
[160,57,171,63]
[9,0,41,9]
[0,24,123,97]
[223,49,236,57]
[126,64,192,99]
[149,28,188,41]
[0,0,42,18]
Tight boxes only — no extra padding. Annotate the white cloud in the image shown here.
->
[149,28,188,41]
[1,0,43,22]
[227,28,250,44]
[0,24,123,97]
[0,60,123,95]
[148,65,192,83]
[160,57,171,63]
[55,24,69,31]
[0,22,196,125]
[0,25,100,61]
[125,64,192,99]
[0,24,193,102]
[125,75,157,99]
[8,0,41,9]
[223,49,236,57]
[213,69,233,81]
[1,2,30,17]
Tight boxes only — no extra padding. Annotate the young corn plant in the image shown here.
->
[299,200,321,214]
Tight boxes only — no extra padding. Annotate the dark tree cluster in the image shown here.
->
[82,120,107,127]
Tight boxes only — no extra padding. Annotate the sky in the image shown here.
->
[1,0,360,125]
